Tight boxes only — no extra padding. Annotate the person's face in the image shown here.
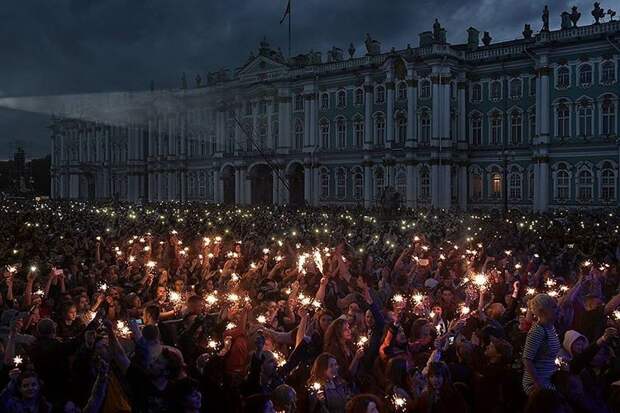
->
[319,314,333,333]
[184,389,202,410]
[79,296,89,310]
[326,357,339,379]
[66,306,77,321]
[366,401,379,413]
[441,290,454,303]
[484,342,499,360]
[432,306,443,317]
[428,373,444,390]
[132,296,142,308]
[142,309,153,325]
[157,287,166,300]
[365,310,375,328]
[174,280,184,292]
[341,322,352,341]
[584,297,602,312]
[19,377,40,399]
[571,337,587,355]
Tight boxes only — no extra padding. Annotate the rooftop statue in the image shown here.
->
[364,33,381,56]
[542,5,550,31]
[593,2,605,24]
[569,6,581,27]
[348,43,355,59]
[561,11,572,30]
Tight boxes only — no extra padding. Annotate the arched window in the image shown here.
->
[601,97,617,136]
[490,113,503,145]
[294,119,304,150]
[375,114,385,146]
[419,167,431,200]
[397,82,407,100]
[471,83,482,102]
[420,80,431,99]
[319,168,330,200]
[354,88,364,105]
[577,99,593,137]
[373,168,385,200]
[337,90,346,108]
[555,167,570,201]
[557,101,570,137]
[556,67,570,88]
[320,119,330,149]
[509,172,522,200]
[336,117,346,149]
[471,171,483,200]
[396,170,407,198]
[396,113,407,144]
[419,111,431,144]
[375,86,385,104]
[352,167,364,201]
[510,112,522,145]
[490,81,502,100]
[577,169,593,202]
[320,93,329,110]
[509,79,522,99]
[601,166,616,201]
[353,117,364,147]
[272,120,279,149]
[471,114,482,145]
[601,61,616,84]
[335,168,346,199]
[579,64,592,86]
[490,172,502,199]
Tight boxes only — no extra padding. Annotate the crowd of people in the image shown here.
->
[1,200,620,413]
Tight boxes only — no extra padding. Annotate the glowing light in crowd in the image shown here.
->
[146,261,157,269]
[312,249,324,274]
[225,322,237,330]
[256,315,267,324]
[392,294,405,304]
[116,320,131,338]
[13,355,23,366]
[98,283,108,292]
[169,291,182,304]
[472,273,488,289]
[6,265,17,273]
[356,336,369,348]
[391,394,407,411]
[30,265,37,272]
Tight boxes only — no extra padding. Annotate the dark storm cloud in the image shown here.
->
[0,0,596,158]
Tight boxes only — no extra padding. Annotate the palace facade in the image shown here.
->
[50,7,620,212]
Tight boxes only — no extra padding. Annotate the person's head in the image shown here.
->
[385,356,409,389]
[186,295,204,315]
[156,286,167,301]
[410,318,431,341]
[36,318,56,338]
[316,310,334,335]
[76,294,90,312]
[426,361,451,391]
[584,295,602,312]
[16,370,42,400]
[485,337,513,364]
[143,304,161,325]
[271,384,297,413]
[524,389,572,413]
[62,302,78,322]
[440,287,454,303]
[529,293,558,325]
[260,351,278,377]
[345,394,382,413]
[142,324,160,343]
[309,352,339,383]
[173,278,185,292]
[486,302,506,321]
[562,330,588,357]
[324,318,353,346]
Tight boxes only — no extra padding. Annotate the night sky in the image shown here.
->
[0,0,598,159]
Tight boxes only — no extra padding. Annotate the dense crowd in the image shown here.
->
[1,200,620,413]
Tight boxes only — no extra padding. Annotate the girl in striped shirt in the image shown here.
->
[522,293,561,395]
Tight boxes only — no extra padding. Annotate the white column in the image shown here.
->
[267,101,273,150]
[364,77,373,150]
[458,164,468,210]
[406,162,416,208]
[406,69,417,148]
[364,162,372,208]
[303,95,311,150]
[386,70,395,149]
[304,164,312,204]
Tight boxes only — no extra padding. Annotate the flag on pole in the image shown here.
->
[280,0,291,24]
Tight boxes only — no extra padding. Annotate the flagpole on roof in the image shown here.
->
[280,0,292,58]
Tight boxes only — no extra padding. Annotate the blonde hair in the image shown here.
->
[529,293,557,316]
